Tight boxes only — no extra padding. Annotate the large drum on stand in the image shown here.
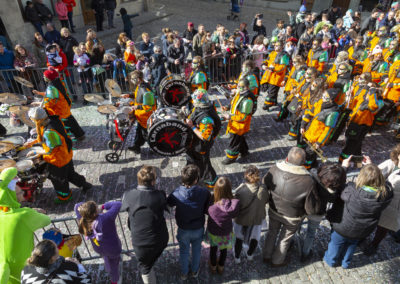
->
[159,75,191,108]
[147,108,193,156]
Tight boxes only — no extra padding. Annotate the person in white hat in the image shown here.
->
[362,45,389,84]
[23,107,92,204]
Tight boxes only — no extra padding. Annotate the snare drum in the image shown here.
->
[159,75,191,108]
[17,146,45,165]
[147,107,193,156]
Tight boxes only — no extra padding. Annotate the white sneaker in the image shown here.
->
[246,253,254,261]
[234,257,241,264]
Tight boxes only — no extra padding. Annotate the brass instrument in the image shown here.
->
[302,136,328,163]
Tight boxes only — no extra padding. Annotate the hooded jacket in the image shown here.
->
[207,198,240,236]
[0,167,51,284]
[167,184,211,230]
[331,183,393,239]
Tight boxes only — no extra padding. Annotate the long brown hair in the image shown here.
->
[214,177,233,203]
[356,164,387,199]
[78,201,99,236]
[244,165,260,184]
[27,239,57,268]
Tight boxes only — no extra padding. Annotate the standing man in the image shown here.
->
[167,38,185,74]
[222,78,256,165]
[139,32,154,60]
[25,1,44,36]
[24,107,92,203]
[260,40,290,111]
[192,24,205,57]
[185,89,221,189]
[127,70,156,154]
[91,0,105,32]
[62,0,76,33]
[105,0,117,29]
[306,39,328,74]
[34,0,53,23]
[182,22,197,60]
[262,147,317,267]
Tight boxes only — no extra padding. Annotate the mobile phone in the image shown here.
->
[258,14,264,19]
[350,155,364,163]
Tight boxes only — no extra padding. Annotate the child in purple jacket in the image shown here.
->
[207,177,240,274]
[75,201,122,284]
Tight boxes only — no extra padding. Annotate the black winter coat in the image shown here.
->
[330,183,393,240]
[25,5,40,22]
[91,0,105,12]
[34,2,52,21]
[59,36,79,66]
[104,0,116,10]
[120,185,169,247]
[167,44,184,68]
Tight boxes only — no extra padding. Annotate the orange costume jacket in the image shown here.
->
[384,60,400,103]
[133,83,156,128]
[43,83,72,119]
[348,88,383,127]
[362,58,389,84]
[227,91,254,136]
[306,48,328,73]
[260,51,290,86]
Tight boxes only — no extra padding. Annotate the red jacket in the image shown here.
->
[62,0,76,12]
[47,49,70,77]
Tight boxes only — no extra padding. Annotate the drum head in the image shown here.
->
[1,136,25,146]
[17,146,45,159]
[159,75,190,108]
[148,117,192,156]
[16,160,34,172]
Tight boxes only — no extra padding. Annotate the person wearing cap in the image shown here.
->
[127,70,156,154]
[221,78,256,165]
[182,22,197,59]
[24,107,92,203]
[188,56,209,92]
[0,167,51,283]
[339,80,383,162]
[32,68,85,140]
[300,88,340,168]
[362,45,389,84]
[306,38,328,74]
[260,40,290,111]
[185,88,221,189]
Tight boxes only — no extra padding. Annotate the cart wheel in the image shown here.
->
[105,152,120,163]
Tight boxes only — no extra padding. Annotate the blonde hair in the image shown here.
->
[142,32,149,38]
[356,164,387,199]
[73,46,80,54]
[60,27,69,35]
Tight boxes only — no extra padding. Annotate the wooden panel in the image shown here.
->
[80,0,95,25]
[332,0,351,11]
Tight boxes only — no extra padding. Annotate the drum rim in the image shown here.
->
[16,159,34,171]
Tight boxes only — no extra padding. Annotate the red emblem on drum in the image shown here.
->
[169,89,184,102]
[158,131,179,148]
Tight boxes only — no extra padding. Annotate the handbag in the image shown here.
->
[91,65,106,76]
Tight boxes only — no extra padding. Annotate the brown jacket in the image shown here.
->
[233,183,269,226]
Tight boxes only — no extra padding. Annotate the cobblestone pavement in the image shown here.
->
[4,0,400,283]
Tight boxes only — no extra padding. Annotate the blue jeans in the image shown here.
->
[32,21,44,37]
[324,230,359,269]
[177,227,204,275]
[106,9,114,28]
[302,217,321,256]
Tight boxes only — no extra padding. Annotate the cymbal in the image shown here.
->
[0,159,16,172]
[0,142,16,154]
[0,93,18,99]
[14,76,34,88]
[105,79,122,97]
[84,94,105,103]
[97,104,117,114]
[17,111,35,128]
[9,105,30,115]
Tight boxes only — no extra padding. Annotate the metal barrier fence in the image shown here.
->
[0,51,269,98]
[34,171,360,263]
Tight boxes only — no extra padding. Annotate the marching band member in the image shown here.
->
[260,40,290,111]
[127,70,157,154]
[287,67,318,140]
[185,89,221,189]
[24,107,92,203]
[306,38,328,74]
[383,39,400,65]
[326,62,353,106]
[362,46,389,84]
[326,51,350,79]
[368,26,389,52]
[188,56,209,92]
[275,55,307,122]
[339,82,383,162]
[237,60,260,98]
[347,36,367,76]
[300,88,340,168]
[222,78,256,165]
[32,68,85,140]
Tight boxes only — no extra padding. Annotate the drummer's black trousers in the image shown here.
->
[340,123,369,162]
[63,115,85,139]
[47,160,86,200]
[186,147,217,188]
[226,133,249,161]
[133,124,148,148]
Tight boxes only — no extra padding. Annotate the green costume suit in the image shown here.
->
[0,167,51,283]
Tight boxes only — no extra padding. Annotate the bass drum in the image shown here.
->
[159,75,191,108]
[147,108,193,156]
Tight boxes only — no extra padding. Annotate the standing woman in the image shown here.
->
[115,32,129,59]
[90,43,106,93]
[121,165,169,284]
[21,240,92,283]
[324,163,393,269]
[59,27,79,67]
[55,0,69,28]
[85,29,100,55]
[207,177,240,274]
[63,0,76,33]
[75,200,122,284]
[32,32,48,67]
[13,44,39,94]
